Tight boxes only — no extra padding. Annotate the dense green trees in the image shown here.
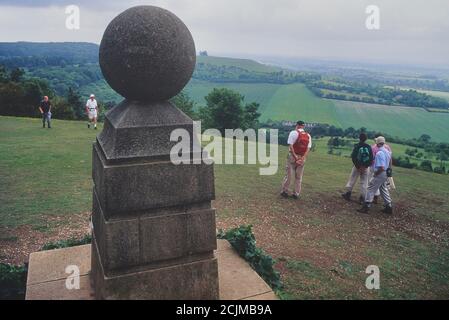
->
[170,91,197,118]
[67,87,84,119]
[308,81,449,109]
[193,62,320,84]
[0,65,109,121]
[198,88,261,133]
[242,102,261,130]
[0,42,99,68]
[0,67,53,117]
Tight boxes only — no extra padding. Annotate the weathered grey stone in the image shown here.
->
[26,275,94,300]
[26,241,277,300]
[98,100,197,162]
[99,6,196,101]
[27,244,91,286]
[140,213,188,263]
[187,209,217,254]
[93,188,217,271]
[92,195,140,270]
[217,248,272,300]
[93,144,215,217]
[91,5,219,299]
[92,239,219,300]
[140,209,217,264]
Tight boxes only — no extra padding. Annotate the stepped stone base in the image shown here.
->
[25,240,277,300]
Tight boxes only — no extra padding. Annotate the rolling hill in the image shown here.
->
[196,55,282,73]
[185,81,449,142]
[1,42,449,142]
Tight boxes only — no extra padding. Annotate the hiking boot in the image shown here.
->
[359,195,365,205]
[373,195,379,204]
[292,194,300,200]
[94,126,97,130]
[357,203,370,214]
[382,205,393,215]
[280,191,289,198]
[342,191,351,201]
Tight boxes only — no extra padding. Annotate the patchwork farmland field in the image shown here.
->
[385,86,449,102]
[186,81,449,142]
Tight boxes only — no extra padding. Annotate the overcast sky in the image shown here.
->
[0,0,448,67]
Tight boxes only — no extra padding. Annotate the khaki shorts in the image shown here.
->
[88,109,97,120]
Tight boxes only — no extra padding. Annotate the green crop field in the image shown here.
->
[186,81,449,142]
[1,116,449,299]
[185,79,282,110]
[415,89,449,102]
[196,55,282,73]
[329,100,449,142]
[385,86,449,102]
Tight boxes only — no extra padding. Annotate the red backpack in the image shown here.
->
[293,130,310,156]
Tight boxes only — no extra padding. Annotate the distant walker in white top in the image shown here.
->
[86,94,98,129]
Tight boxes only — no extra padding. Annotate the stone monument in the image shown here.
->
[91,5,219,299]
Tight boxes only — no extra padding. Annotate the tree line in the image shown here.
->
[0,64,261,133]
[171,88,261,133]
[308,81,449,110]
[263,120,449,174]
[0,65,112,121]
[193,63,321,84]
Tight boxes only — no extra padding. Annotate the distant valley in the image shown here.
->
[1,42,449,142]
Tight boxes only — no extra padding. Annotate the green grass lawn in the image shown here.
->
[330,100,449,142]
[0,116,100,227]
[185,79,282,112]
[1,116,449,299]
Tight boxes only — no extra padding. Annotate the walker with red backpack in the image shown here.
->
[292,129,310,165]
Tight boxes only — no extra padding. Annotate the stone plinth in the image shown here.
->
[91,102,218,299]
[25,241,278,300]
[90,5,219,299]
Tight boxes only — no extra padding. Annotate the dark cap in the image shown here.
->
[296,120,305,126]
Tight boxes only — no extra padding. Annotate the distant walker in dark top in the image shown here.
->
[39,96,52,129]
[342,132,374,203]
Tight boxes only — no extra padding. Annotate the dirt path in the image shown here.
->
[0,212,91,265]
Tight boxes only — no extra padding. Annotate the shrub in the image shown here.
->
[393,156,417,169]
[0,235,92,300]
[0,263,28,300]
[217,225,282,290]
[419,160,433,172]
[433,167,446,174]
[51,96,76,120]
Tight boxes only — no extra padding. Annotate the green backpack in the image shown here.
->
[357,145,371,167]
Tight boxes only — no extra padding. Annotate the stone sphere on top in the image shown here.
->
[99,6,196,102]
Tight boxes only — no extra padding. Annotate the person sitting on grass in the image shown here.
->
[280,120,312,200]
[358,136,393,215]
[342,132,374,203]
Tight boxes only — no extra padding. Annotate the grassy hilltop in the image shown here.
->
[1,116,448,299]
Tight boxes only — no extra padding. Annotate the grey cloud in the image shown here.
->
[0,0,448,66]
